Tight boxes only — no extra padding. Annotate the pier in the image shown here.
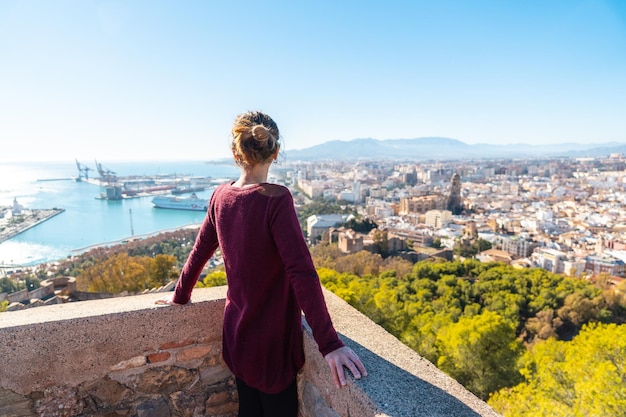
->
[0,208,65,244]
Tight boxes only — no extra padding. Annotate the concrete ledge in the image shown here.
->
[0,287,227,394]
[312,288,502,417]
[0,286,501,417]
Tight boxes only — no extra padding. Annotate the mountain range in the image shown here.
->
[284,137,626,161]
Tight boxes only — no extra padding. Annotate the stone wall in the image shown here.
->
[0,286,502,417]
[3,280,56,310]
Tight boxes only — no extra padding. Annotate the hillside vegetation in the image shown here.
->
[306,248,626,415]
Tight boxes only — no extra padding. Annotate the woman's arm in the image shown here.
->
[156,193,219,305]
[270,190,367,386]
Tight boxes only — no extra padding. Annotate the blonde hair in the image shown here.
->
[231,111,280,168]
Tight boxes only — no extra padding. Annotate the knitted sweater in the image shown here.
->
[173,182,344,393]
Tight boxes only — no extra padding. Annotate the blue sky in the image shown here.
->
[1,0,625,162]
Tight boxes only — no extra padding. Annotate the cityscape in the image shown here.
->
[272,153,626,284]
[2,152,625,285]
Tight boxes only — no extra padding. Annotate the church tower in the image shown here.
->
[447,173,463,215]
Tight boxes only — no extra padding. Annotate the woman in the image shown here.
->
[156,111,367,417]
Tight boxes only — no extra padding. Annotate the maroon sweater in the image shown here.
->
[173,182,344,393]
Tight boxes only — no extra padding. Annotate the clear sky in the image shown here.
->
[1,0,625,162]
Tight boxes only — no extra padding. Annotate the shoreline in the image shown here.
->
[0,208,65,244]
[69,223,202,254]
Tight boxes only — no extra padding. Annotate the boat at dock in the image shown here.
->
[151,192,210,211]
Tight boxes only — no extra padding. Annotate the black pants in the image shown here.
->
[236,377,298,417]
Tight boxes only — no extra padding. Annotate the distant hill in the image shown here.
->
[284,137,626,161]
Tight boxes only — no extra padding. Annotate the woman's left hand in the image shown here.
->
[154,295,182,306]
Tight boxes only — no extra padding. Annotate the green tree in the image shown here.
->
[148,254,178,287]
[454,237,492,258]
[0,277,20,294]
[198,270,227,287]
[401,311,454,363]
[24,276,41,292]
[343,217,378,233]
[436,310,524,400]
[372,229,389,258]
[489,322,626,417]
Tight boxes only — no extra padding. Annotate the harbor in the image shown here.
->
[75,159,217,201]
[0,160,239,267]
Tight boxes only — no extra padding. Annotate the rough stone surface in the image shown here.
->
[161,339,195,350]
[83,377,129,409]
[132,366,198,395]
[199,363,233,386]
[169,391,204,417]
[177,344,212,363]
[34,387,84,417]
[0,387,35,417]
[110,356,146,371]
[300,381,340,417]
[135,397,170,417]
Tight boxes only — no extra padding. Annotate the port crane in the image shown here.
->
[94,160,118,185]
[74,159,92,181]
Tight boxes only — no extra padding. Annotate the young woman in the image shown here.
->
[156,111,367,417]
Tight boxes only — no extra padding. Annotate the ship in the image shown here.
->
[151,192,209,211]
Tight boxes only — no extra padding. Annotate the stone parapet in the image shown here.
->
[0,286,501,417]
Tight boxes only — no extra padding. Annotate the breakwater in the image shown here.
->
[0,208,65,244]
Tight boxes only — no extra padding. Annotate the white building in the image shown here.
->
[306,214,353,243]
[424,210,452,229]
[532,248,567,274]
[12,198,23,215]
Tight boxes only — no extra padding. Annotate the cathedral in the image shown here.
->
[446,173,463,215]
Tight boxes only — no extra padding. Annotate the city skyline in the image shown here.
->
[1,0,626,162]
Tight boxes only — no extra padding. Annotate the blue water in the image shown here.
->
[0,160,239,266]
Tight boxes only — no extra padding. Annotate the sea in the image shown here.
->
[0,160,240,267]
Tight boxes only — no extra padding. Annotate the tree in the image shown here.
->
[24,276,41,292]
[198,271,227,287]
[372,229,389,258]
[148,254,178,288]
[489,322,626,417]
[333,251,383,276]
[436,310,524,400]
[454,237,492,258]
[343,217,378,233]
[77,253,167,294]
[0,277,20,294]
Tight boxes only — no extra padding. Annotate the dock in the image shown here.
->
[0,208,65,244]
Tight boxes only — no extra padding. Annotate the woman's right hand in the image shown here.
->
[324,346,367,388]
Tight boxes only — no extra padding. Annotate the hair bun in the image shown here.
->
[251,124,271,143]
[230,111,280,168]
